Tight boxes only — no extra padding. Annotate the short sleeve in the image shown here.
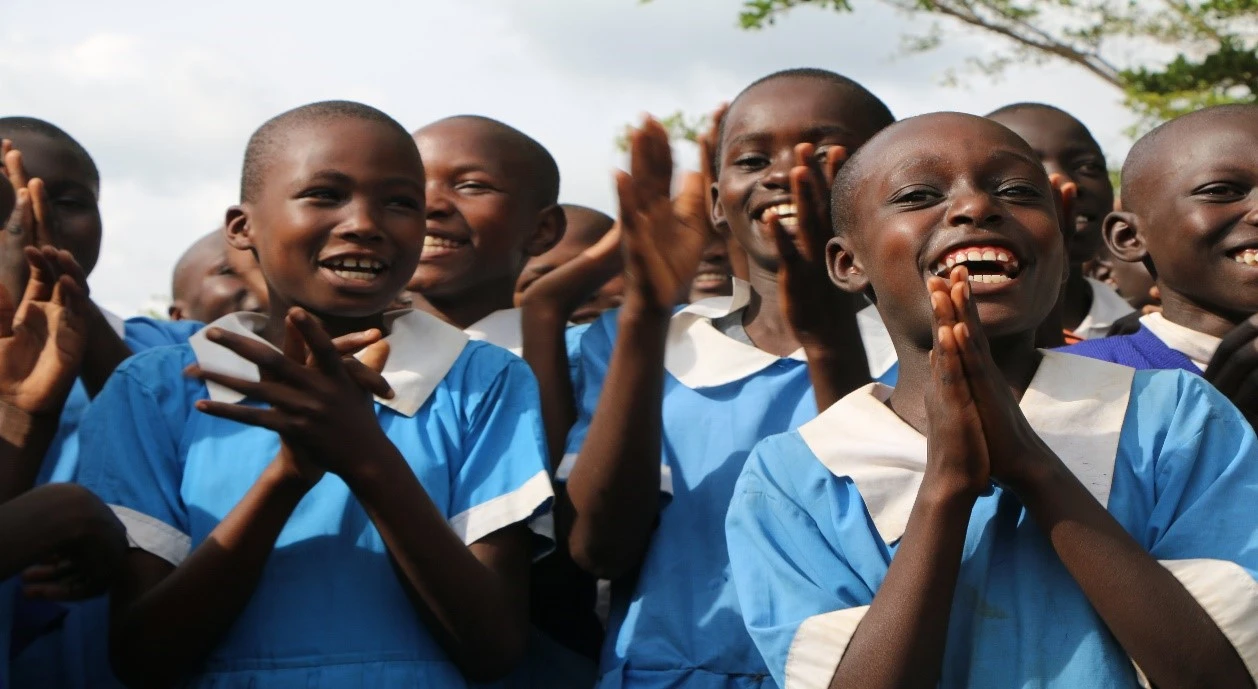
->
[123,317,204,351]
[76,348,199,566]
[555,312,614,482]
[447,348,554,554]
[1126,371,1258,680]
[564,322,591,394]
[726,433,879,689]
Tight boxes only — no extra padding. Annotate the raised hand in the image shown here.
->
[1204,313,1258,426]
[697,103,749,283]
[187,309,394,484]
[518,223,624,317]
[617,117,709,316]
[942,266,1056,488]
[0,246,88,420]
[923,272,990,499]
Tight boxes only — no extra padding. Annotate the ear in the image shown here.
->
[1103,211,1147,264]
[710,182,730,237]
[225,205,254,252]
[827,235,869,295]
[524,204,565,257]
[168,302,185,321]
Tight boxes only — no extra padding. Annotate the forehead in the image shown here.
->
[6,132,97,190]
[863,117,1044,188]
[264,118,423,191]
[723,77,874,146]
[414,120,532,175]
[1159,116,1258,184]
[989,109,1100,157]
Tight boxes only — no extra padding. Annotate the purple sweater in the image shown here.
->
[1057,325,1200,374]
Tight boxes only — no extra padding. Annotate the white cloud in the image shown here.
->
[2,0,1138,315]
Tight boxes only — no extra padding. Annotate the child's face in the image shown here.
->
[833,115,1065,345]
[1129,117,1258,316]
[410,120,554,301]
[8,132,102,275]
[514,231,591,299]
[171,236,265,323]
[689,233,733,302]
[715,77,878,271]
[988,109,1112,266]
[228,118,425,320]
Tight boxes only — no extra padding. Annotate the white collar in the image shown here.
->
[188,309,469,417]
[464,308,523,356]
[102,308,126,339]
[1140,312,1221,371]
[664,279,898,389]
[798,350,1134,543]
[1073,277,1136,340]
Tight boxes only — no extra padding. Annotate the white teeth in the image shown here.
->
[1235,249,1258,265]
[967,273,1012,285]
[934,246,1020,279]
[325,257,384,271]
[946,257,956,268]
[423,236,464,250]
[966,250,983,261]
[982,250,997,261]
[331,269,378,281]
[778,215,799,229]
[996,251,1010,262]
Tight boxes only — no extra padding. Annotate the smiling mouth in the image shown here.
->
[1230,247,1258,265]
[1074,215,1094,231]
[320,257,387,281]
[931,245,1023,284]
[758,202,798,230]
[421,235,469,259]
[692,271,730,288]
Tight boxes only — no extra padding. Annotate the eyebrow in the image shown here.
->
[725,124,855,152]
[305,169,423,189]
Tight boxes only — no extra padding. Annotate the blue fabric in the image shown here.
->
[727,369,1258,688]
[564,309,896,689]
[11,317,202,689]
[74,338,550,688]
[1057,325,1199,373]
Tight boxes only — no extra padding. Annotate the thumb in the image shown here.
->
[357,339,390,374]
[0,282,15,338]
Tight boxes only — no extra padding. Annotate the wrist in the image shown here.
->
[334,432,405,489]
[0,399,60,448]
[919,472,983,512]
[261,457,318,499]
[519,300,572,329]
[618,297,673,327]
[999,450,1065,501]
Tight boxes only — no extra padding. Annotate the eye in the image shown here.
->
[53,194,93,211]
[996,182,1043,200]
[733,153,769,171]
[1194,183,1246,200]
[386,194,423,210]
[215,264,237,277]
[300,187,343,203]
[455,180,494,194]
[1074,160,1107,176]
[891,186,941,205]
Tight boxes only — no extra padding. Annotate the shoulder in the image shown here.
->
[1056,333,1138,363]
[737,431,828,502]
[123,317,204,350]
[112,343,200,387]
[1130,368,1241,425]
[441,340,540,407]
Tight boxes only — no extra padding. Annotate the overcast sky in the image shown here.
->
[2,0,1136,316]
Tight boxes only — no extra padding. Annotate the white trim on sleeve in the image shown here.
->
[1160,558,1258,682]
[785,605,869,689]
[555,453,673,495]
[449,470,554,547]
[111,505,191,566]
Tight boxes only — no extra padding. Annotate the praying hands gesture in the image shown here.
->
[186,308,393,486]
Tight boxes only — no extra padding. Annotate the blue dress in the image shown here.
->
[727,351,1258,688]
[76,310,554,688]
[560,281,898,689]
[10,315,203,689]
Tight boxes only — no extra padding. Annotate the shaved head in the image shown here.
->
[561,204,614,245]
[414,115,559,207]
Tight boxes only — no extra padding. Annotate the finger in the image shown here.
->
[281,316,308,365]
[5,188,33,243]
[21,559,74,583]
[204,327,306,380]
[582,224,623,263]
[1049,174,1078,241]
[698,102,729,183]
[50,274,87,323]
[356,339,390,372]
[1205,316,1258,391]
[194,398,292,431]
[788,165,827,263]
[21,245,58,304]
[329,329,384,357]
[0,140,10,169]
[27,178,59,247]
[50,249,88,291]
[673,171,710,235]
[344,358,394,399]
[4,148,29,190]
[823,146,849,188]
[289,308,343,375]
[185,364,311,411]
[766,210,801,271]
[630,118,674,206]
[0,282,14,338]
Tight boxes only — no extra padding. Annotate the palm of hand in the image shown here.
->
[0,300,85,415]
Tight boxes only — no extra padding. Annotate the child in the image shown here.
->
[559,68,897,689]
[169,229,266,323]
[407,115,564,354]
[1063,104,1258,416]
[0,119,206,689]
[76,100,553,688]
[515,203,622,325]
[726,112,1258,688]
[987,103,1134,342]
[688,230,734,303]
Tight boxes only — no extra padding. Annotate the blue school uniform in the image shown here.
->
[1060,312,1218,375]
[727,351,1258,689]
[559,279,898,689]
[75,310,553,689]
[9,314,203,689]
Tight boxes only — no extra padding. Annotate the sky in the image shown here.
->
[1,0,1137,316]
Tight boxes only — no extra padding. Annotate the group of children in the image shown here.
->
[0,65,1255,689]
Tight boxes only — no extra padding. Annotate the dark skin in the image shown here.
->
[169,231,265,323]
[108,117,533,688]
[515,205,622,325]
[989,108,1114,335]
[408,118,563,330]
[688,231,733,303]
[1,136,130,397]
[825,113,1250,689]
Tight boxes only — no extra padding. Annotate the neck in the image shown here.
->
[741,261,803,356]
[1059,266,1092,332]
[413,277,517,330]
[1158,286,1245,339]
[261,297,388,348]
[887,328,1042,435]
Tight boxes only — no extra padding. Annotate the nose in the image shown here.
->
[425,184,455,219]
[1244,197,1258,227]
[334,197,385,243]
[758,150,793,191]
[948,185,1003,229]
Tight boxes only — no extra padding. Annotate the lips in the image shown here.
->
[1230,247,1258,266]
[421,234,469,260]
[319,256,388,281]
[930,244,1023,285]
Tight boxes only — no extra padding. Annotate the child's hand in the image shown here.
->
[20,484,127,601]
[188,309,395,481]
[697,103,749,282]
[1,143,63,311]
[943,266,1057,488]
[923,273,990,500]
[1204,314,1258,425]
[770,142,859,349]
[518,224,624,316]
[0,246,88,420]
[616,117,709,316]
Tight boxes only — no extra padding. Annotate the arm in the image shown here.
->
[564,119,709,579]
[78,301,134,397]
[0,483,124,582]
[109,456,309,689]
[0,404,61,502]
